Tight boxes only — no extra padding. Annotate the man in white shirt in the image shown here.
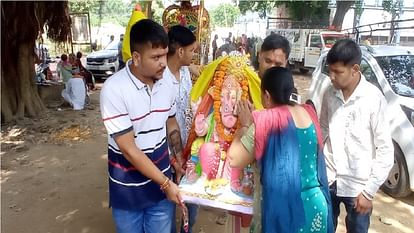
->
[100,19,182,233]
[61,75,86,110]
[320,39,394,233]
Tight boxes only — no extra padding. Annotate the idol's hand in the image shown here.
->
[195,113,208,136]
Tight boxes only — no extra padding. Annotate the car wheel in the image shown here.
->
[299,68,309,74]
[381,142,411,197]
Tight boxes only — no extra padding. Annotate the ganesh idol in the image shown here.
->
[182,55,262,197]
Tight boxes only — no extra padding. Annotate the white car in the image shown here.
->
[86,40,120,78]
[308,45,414,197]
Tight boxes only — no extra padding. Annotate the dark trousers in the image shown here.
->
[81,70,95,89]
[212,48,217,60]
[329,182,371,233]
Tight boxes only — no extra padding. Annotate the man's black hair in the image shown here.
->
[261,34,291,59]
[130,19,168,53]
[167,25,196,56]
[326,39,361,66]
[76,51,82,59]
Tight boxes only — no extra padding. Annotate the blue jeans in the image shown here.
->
[112,198,174,233]
[329,182,371,233]
[171,203,199,233]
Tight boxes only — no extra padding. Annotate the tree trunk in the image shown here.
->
[389,13,398,43]
[1,41,45,123]
[331,1,355,30]
[0,1,70,123]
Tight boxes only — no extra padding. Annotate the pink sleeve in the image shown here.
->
[252,110,269,160]
[252,107,291,160]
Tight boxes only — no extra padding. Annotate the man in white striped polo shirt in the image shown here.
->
[100,19,183,233]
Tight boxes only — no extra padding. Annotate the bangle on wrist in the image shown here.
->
[160,177,170,191]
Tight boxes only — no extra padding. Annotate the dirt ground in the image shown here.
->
[1,73,413,233]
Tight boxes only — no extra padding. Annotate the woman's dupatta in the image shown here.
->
[252,104,333,233]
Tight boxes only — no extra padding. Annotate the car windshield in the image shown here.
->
[376,55,414,98]
[322,34,347,48]
[105,40,119,50]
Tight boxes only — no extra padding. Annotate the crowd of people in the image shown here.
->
[56,51,96,110]
[53,33,125,111]
[212,32,263,69]
[98,18,394,233]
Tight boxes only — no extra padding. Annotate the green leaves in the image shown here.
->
[69,0,100,13]
[237,0,277,18]
[382,0,403,15]
[237,1,329,23]
[210,3,241,27]
[69,0,135,27]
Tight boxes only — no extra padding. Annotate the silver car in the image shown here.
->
[308,45,414,197]
[86,40,120,78]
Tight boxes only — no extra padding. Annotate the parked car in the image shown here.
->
[86,40,120,78]
[308,45,414,197]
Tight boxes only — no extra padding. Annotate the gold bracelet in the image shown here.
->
[161,182,170,191]
[160,177,170,191]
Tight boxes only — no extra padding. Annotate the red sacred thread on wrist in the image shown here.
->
[170,157,177,165]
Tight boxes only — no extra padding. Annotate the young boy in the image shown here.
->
[163,25,199,233]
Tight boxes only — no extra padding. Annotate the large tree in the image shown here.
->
[69,0,133,27]
[69,0,164,27]
[353,0,365,28]
[331,0,355,30]
[382,0,404,43]
[210,3,241,27]
[238,1,328,21]
[237,0,354,29]
[1,1,71,123]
